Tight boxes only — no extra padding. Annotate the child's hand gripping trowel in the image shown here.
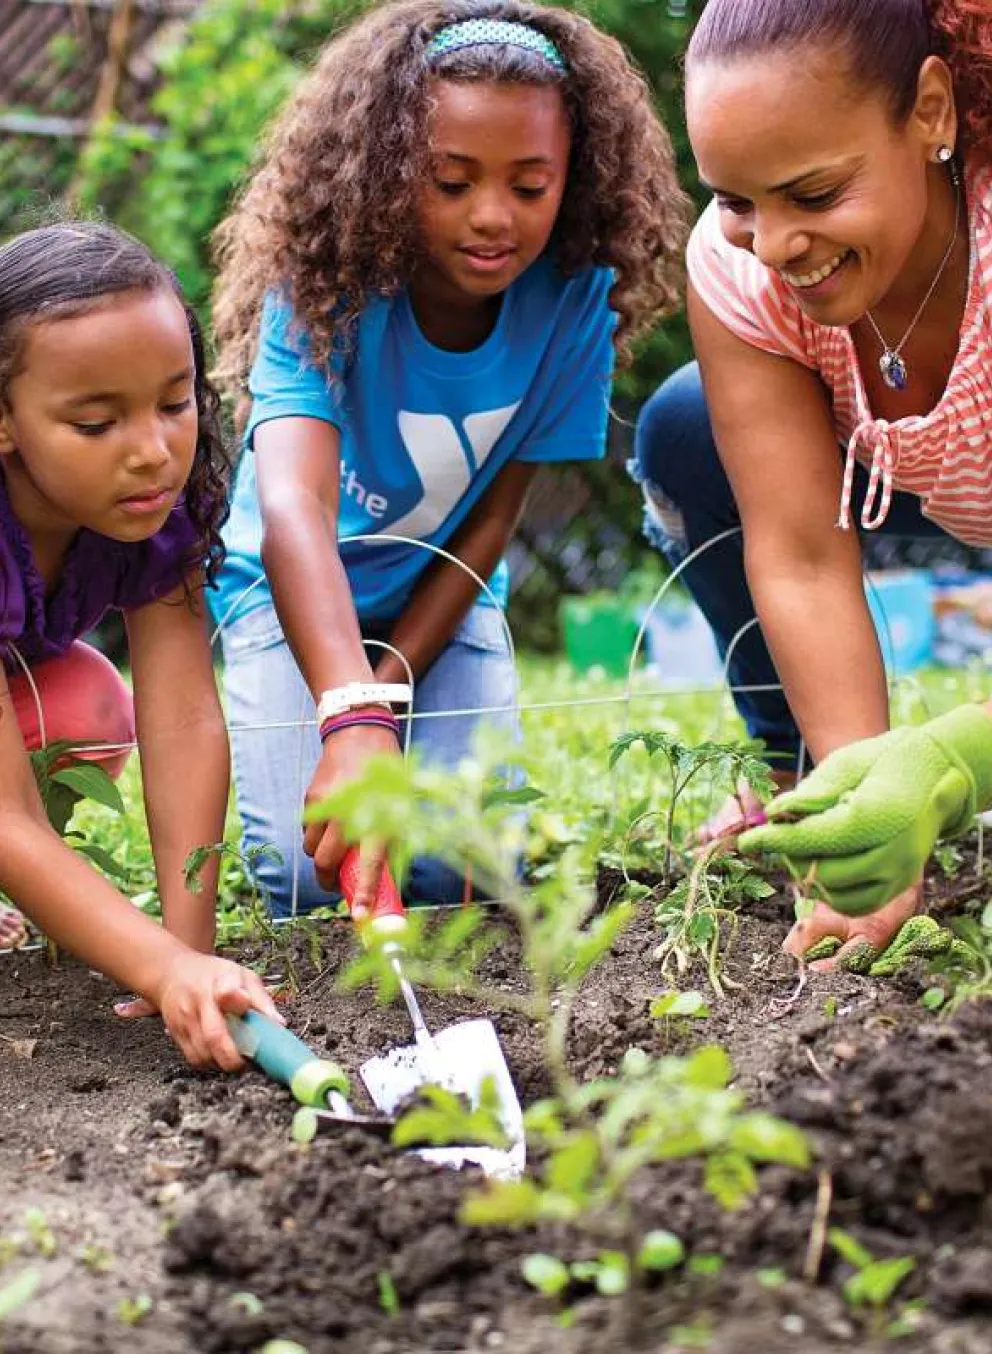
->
[338,848,525,1179]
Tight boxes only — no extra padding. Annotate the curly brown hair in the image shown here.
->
[212,0,691,394]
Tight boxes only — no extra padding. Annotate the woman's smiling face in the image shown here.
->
[686,46,955,327]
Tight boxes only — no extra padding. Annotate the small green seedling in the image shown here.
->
[0,1268,40,1322]
[653,855,774,997]
[524,1233,685,1301]
[260,1342,311,1354]
[228,1292,264,1316]
[610,731,773,885]
[829,1229,915,1336]
[377,1271,400,1318]
[756,1267,788,1289]
[650,990,710,1022]
[687,1253,725,1279]
[76,1243,113,1273]
[116,1294,153,1326]
[23,1209,56,1259]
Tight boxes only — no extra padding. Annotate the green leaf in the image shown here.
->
[704,1152,758,1210]
[51,764,124,815]
[844,1257,916,1309]
[756,1267,788,1289]
[828,1228,875,1272]
[729,1113,810,1168]
[921,986,946,1011]
[67,839,128,882]
[523,1099,564,1139]
[377,1271,400,1318]
[980,900,992,932]
[0,1268,40,1319]
[460,1179,542,1227]
[650,990,710,1020]
[521,1253,570,1297]
[684,1045,732,1090]
[594,1251,629,1296]
[260,1343,311,1354]
[687,1253,725,1278]
[481,785,546,810]
[392,1080,508,1151]
[546,1132,600,1198]
[568,901,635,981]
[638,1230,685,1272]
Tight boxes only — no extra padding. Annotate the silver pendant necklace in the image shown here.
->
[865,181,962,392]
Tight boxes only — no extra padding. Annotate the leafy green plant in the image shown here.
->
[28,743,126,881]
[829,1229,916,1337]
[652,852,774,997]
[184,840,329,989]
[610,732,773,884]
[313,749,809,1342]
[924,900,992,1014]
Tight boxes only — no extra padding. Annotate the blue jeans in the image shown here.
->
[220,600,519,917]
[632,361,947,772]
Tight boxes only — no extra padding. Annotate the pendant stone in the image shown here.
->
[879,350,908,391]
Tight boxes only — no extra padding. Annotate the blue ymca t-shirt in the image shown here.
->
[214,255,615,626]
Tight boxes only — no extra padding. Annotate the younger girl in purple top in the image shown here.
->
[0,221,279,1068]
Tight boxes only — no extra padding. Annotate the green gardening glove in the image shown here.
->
[739,704,992,916]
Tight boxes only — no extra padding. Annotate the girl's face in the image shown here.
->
[686,48,957,327]
[415,78,571,305]
[0,288,197,548]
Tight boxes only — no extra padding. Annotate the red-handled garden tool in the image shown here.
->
[339,848,525,1179]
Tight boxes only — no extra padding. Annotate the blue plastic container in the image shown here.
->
[865,570,935,673]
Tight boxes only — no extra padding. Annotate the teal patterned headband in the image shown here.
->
[426,19,567,72]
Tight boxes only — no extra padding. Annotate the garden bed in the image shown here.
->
[2,847,992,1354]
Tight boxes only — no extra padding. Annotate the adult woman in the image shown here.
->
[633,0,992,965]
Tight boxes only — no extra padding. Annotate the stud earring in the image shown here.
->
[936,145,954,163]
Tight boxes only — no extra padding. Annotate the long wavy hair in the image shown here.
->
[0,221,230,587]
[687,0,992,166]
[213,0,691,393]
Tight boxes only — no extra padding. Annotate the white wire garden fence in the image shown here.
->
[8,526,968,937]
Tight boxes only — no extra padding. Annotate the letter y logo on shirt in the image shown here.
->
[384,402,520,539]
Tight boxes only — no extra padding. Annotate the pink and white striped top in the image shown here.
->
[686,163,992,545]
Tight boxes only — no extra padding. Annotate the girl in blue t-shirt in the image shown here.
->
[212,0,690,916]
[0,221,279,1065]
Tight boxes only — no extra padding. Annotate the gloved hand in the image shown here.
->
[739,704,992,916]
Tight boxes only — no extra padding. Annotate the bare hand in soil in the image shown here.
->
[302,724,400,908]
[154,953,284,1071]
[783,880,923,972]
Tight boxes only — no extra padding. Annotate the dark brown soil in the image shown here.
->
[3,846,992,1353]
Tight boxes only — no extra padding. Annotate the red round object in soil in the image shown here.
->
[9,641,135,780]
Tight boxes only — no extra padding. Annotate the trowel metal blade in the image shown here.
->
[360,1018,525,1180]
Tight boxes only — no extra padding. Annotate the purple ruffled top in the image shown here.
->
[0,467,202,671]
